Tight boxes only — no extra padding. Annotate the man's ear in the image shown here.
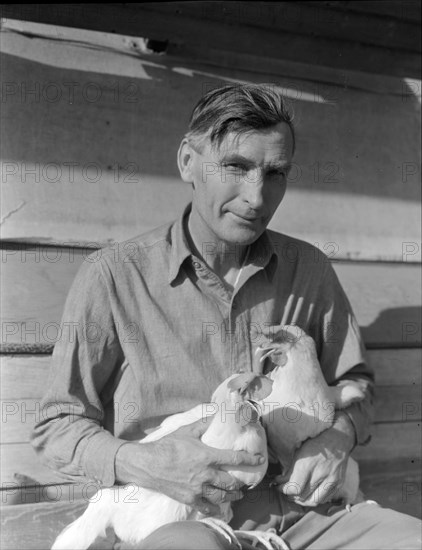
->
[177,138,195,185]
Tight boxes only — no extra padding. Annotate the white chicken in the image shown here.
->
[52,372,288,550]
[257,325,367,504]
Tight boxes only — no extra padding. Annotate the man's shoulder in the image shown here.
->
[266,229,331,266]
[98,220,175,263]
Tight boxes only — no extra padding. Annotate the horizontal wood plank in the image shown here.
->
[352,421,421,463]
[313,1,421,23]
[0,463,419,550]
[1,462,420,521]
[0,482,98,506]
[2,461,420,515]
[1,444,68,486]
[2,351,420,490]
[8,2,418,54]
[0,356,51,400]
[359,458,421,519]
[2,384,420,444]
[0,500,97,550]
[3,18,420,96]
[367,348,421,385]
[144,1,421,52]
[1,249,420,348]
[3,176,420,263]
[1,28,420,261]
[1,420,420,486]
[333,263,422,348]
[3,349,420,400]
[373,386,421,423]
[0,3,420,76]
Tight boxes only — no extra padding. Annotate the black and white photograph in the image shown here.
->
[0,2,421,549]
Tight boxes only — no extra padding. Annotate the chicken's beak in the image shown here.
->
[245,399,263,419]
[255,345,278,363]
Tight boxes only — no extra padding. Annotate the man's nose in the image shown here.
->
[242,169,265,209]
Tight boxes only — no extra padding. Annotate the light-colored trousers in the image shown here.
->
[116,479,421,550]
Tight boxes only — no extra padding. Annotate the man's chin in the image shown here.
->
[222,223,265,246]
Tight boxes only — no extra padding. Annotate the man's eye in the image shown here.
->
[223,163,245,171]
[268,170,285,178]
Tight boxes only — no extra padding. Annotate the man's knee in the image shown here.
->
[359,504,422,549]
[136,521,232,550]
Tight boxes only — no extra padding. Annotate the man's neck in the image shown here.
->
[186,211,249,288]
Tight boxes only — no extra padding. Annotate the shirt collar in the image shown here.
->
[168,203,279,284]
[248,229,278,270]
[168,203,193,284]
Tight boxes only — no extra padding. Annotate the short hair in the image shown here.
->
[186,83,295,154]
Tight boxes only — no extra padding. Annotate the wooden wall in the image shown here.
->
[1,6,421,261]
[1,2,421,536]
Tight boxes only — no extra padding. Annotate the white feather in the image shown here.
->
[52,374,269,550]
[257,325,365,504]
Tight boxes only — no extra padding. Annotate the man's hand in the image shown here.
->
[275,412,356,506]
[115,417,265,516]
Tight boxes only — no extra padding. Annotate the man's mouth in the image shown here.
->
[230,212,262,223]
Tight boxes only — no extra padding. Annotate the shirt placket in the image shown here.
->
[232,262,272,373]
[228,262,270,374]
[192,258,251,375]
[228,291,250,374]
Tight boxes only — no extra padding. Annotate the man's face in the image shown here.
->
[187,122,294,246]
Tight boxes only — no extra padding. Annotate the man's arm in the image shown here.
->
[276,377,373,506]
[276,410,356,506]
[30,258,128,486]
[31,257,262,512]
[277,260,374,505]
[335,361,375,448]
[276,376,373,506]
[114,419,264,515]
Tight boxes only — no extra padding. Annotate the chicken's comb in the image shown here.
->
[227,372,273,401]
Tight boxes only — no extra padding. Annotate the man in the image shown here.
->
[32,84,421,549]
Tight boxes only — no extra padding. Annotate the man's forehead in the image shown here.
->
[213,126,293,160]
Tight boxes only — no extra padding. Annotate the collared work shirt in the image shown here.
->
[31,205,374,487]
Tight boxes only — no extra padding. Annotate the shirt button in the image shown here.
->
[193,261,201,269]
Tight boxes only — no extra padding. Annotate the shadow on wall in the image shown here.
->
[1,27,420,202]
[361,306,422,349]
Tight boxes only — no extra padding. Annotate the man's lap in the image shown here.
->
[118,503,420,550]
[284,501,421,550]
[112,481,421,550]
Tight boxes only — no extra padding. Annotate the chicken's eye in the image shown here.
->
[270,350,288,367]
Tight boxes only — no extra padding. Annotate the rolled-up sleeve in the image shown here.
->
[31,256,127,487]
[337,365,374,447]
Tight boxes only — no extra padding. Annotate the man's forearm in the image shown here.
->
[335,369,375,447]
[31,413,128,487]
[332,410,357,453]
[115,441,158,488]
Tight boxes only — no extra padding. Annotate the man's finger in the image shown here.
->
[212,449,266,467]
[316,479,340,504]
[176,415,215,438]
[278,479,308,499]
[202,484,243,505]
[195,497,220,516]
[277,471,315,502]
[209,470,242,492]
[275,470,309,490]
